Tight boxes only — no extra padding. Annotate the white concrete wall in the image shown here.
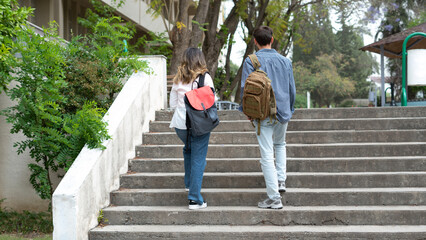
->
[101,0,169,35]
[52,56,166,240]
[0,84,50,211]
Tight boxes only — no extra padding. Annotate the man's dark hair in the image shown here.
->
[253,26,273,46]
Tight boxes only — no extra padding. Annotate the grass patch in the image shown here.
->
[0,199,53,236]
[0,234,51,240]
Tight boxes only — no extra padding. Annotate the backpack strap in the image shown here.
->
[248,54,261,70]
[192,72,209,89]
[269,87,277,123]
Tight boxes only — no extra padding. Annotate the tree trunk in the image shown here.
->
[218,32,235,100]
[202,0,222,78]
[228,0,270,103]
[169,0,191,75]
[232,38,256,103]
[203,0,241,79]
[189,0,209,48]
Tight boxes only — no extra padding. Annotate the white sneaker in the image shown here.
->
[185,188,189,192]
[258,198,283,209]
[188,200,207,210]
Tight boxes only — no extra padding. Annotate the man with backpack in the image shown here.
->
[240,26,296,209]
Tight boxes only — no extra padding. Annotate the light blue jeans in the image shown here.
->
[175,128,210,205]
[253,119,288,200]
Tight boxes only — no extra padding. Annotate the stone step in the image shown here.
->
[101,205,426,225]
[90,225,426,240]
[129,157,426,173]
[110,188,426,206]
[155,107,426,121]
[135,143,426,158]
[149,118,426,132]
[120,172,426,189]
[143,130,426,145]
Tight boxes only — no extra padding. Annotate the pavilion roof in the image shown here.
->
[360,22,426,59]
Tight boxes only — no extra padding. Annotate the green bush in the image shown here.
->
[1,25,112,202]
[0,0,148,207]
[0,0,33,93]
[294,94,308,108]
[339,99,356,108]
[63,0,149,112]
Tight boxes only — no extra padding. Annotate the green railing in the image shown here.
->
[401,32,426,106]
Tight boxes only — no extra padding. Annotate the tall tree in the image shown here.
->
[292,3,337,65]
[149,0,243,76]
[293,1,377,103]
[334,2,377,98]
[294,54,355,107]
[202,0,242,79]
[230,0,325,103]
[335,23,376,98]
[219,0,270,100]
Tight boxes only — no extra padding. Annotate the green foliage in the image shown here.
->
[366,0,425,93]
[339,99,356,108]
[292,4,376,105]
[292,5,336,65]
[294,54,355,107]
[64,33,148,112]
[0,0,33,93]
[408,86,426,99]
[0,235,51,240]
[294,94,307,108]
[0,200,52,234]
[0,41,14,93]
[1,0,147,205]
[192,20,209,32]
[407,10,426,28]
[1,26,111,201]
[146,0,165,17]
[58,102,110,171]
[62,1,149,112]
[136,31,172,69]
[0,0,33,42]
[214,62,239,100]
[97,209,109,225]
[335,23,376,99]
[3,28,68,183]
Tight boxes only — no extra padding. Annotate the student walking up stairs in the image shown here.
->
[90,107,426,239]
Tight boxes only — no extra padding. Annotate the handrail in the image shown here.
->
[401,32,426,106]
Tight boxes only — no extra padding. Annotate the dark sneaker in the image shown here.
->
[188,200,207,210]
[278,181,286,193]
[258,198,283,209]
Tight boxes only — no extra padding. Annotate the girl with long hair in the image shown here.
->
[169,48,214,210]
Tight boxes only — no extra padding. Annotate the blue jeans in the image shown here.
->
[175,128,210,205]
[253,119,288,200]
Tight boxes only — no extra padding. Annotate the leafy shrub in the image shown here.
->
[295,94,308,108]
[2,26,112,201]
[1,0,148,206]
[339,99,356,108]
[136,31,173,69]
[63,0,149,112]
[0,0,33,93]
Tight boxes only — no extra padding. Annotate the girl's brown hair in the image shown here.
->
[173,48,208,84]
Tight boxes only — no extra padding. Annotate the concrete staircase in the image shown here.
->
[90,107,426,239]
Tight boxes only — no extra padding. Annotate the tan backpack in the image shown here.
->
[242,54,277,135]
